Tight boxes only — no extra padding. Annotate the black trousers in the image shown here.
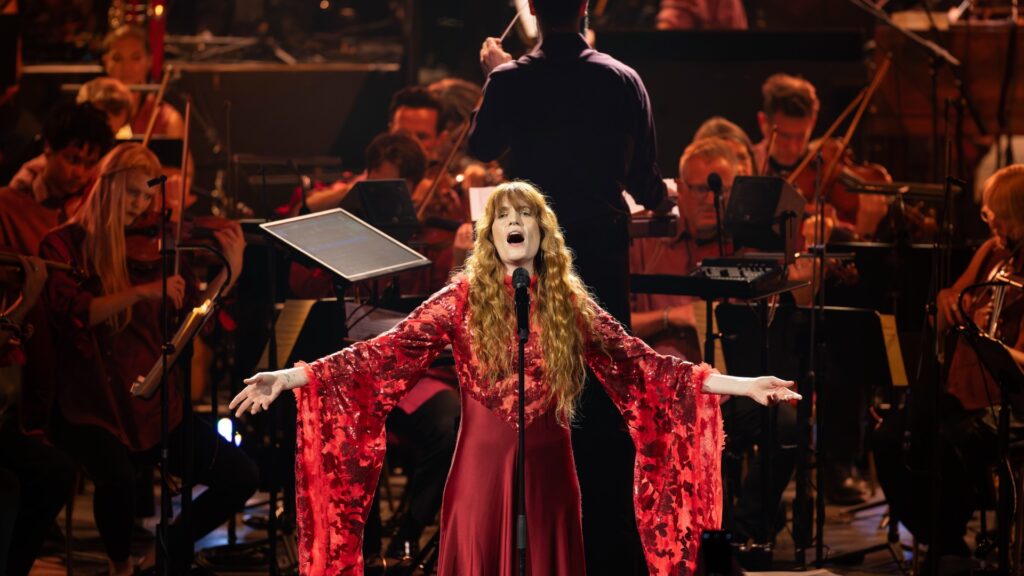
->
[871,397,990,555]
[0,419,75,576]
[564,215,649,575]
[53,414,259,562]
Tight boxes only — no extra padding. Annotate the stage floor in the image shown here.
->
[27,468,981,575]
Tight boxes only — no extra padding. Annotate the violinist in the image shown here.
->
[39,143,258,576]
[873,164,1024,568]
[0,253,76,576]
[752,73,894,239]
[1,102,113,434]
[7,102,112,217]
[101,25,185,139]
[752,74,819,181]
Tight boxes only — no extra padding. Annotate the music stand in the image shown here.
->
[260,208,430,282]
[338,179,420,244]
[716,303,910,569]
[724,176,805,263]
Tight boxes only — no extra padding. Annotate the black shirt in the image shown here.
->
[469,33,667,226]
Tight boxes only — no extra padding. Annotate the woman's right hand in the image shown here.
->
[229,367,306,417]
[135,275,186,309]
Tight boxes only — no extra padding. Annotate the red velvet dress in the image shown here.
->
[295,276,723,575]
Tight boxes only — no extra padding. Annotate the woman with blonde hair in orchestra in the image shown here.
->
[40,143,257,575]
[231,180,799,576]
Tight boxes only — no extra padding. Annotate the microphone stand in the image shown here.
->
[146,173,174,576]
[514,271,530,576]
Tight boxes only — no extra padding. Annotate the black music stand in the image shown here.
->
[716,303,910,569]
[724,176,805,262]
[955,324,1024,572]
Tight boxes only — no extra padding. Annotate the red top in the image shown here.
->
[39,223,191,451]
[0,185,80,432]
[294,275,723,575]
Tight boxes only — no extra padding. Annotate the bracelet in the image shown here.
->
[662,307,670,330]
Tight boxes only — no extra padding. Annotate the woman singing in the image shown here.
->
[231,181,798,576]
[40,143,258,575]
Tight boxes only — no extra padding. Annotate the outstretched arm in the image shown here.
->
[702,373,800,405]
[230,281,462,417]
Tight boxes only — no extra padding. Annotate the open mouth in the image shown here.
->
[507,231,524,245]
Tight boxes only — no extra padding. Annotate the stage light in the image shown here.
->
[217,417,242,446]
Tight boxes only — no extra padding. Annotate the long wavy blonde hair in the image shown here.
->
[464,181,599,423]
[69,143,161,332]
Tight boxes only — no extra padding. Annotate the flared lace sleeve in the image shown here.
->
[584,303,724,576]
[293,280,465,575]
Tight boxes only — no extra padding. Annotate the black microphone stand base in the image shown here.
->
[734,542,773,572]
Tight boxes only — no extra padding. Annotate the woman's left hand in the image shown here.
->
[746,376,801,406]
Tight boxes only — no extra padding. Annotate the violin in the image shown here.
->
[125,209,240,275]
[789,137,893,232]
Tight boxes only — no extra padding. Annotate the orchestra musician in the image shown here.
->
[38,143,257,576]
[1,102,113,435]
[471,1,676,571]
[0,253,76,576]
[873,164,1024,567]
[101,25,184,138]
[230,180,800,576]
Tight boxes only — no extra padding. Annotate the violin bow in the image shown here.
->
[816,55,892,188]
[786,54,891,185]
[173,99,192,276]
[141,65,172,147]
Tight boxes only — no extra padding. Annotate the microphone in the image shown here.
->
[707,172,726,257]
[513,267,531,342]
[707,172,723,197]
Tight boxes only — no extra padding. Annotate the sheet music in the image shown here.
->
[879,313,909,387]
[469,186,498,221]
[257,300,317,371]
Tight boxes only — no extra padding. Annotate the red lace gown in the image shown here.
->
[294,276,723,575]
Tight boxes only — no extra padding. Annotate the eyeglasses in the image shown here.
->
[684,183,716,198]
